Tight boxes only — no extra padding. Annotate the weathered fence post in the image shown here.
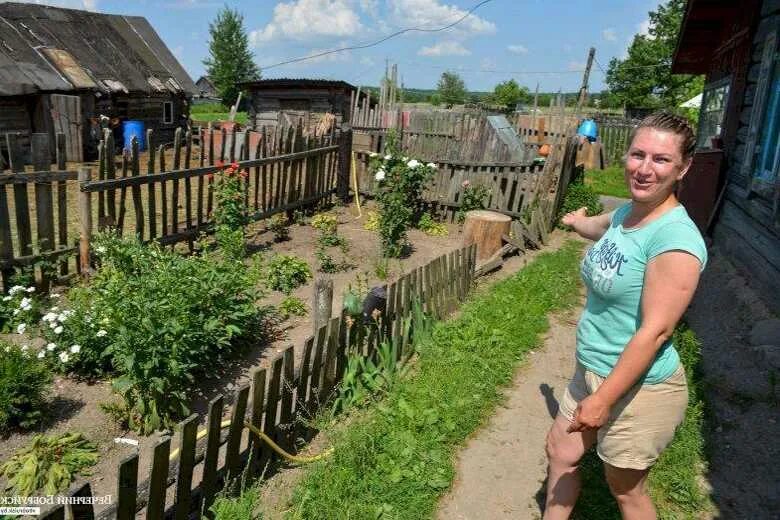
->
[337,125,352,203]
[78,167,92,275]
[313,276,333,335]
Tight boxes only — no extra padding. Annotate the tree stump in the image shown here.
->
[462,210,512,262]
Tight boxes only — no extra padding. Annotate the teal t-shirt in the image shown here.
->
[576,203,707,384]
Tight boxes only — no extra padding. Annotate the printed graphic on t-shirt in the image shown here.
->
[581,238,629,294]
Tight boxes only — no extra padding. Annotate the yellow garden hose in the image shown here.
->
[167,420,333,464]
[351,151,362,218]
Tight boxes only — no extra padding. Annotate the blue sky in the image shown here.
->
[22,0,664,92]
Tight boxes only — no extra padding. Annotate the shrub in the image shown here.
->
[311,213,338,234]
[417,213,448,236]
[268,213,290,242]
[266,254,312,294]
[363,211,380,232]
[0,342,51,432]
[557,181,604,228]
[456,181,490,223]
[53,233,269,434]
[213,161,249,259]
[0,432,98,496]
[369,141,435,257]
[279,296,308,318]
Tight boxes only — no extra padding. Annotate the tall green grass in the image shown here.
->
[584,166,630,199]
[287,241,584,519]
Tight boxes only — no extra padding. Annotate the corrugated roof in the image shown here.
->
[0,2,196,96]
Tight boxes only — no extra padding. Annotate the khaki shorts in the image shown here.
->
[559,362,688,470]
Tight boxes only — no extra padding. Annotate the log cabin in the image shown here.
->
[0,2,196,163]
[673,0,780,310]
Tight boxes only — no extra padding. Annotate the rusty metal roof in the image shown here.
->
[239,78,355,91]
[0,2,196,96]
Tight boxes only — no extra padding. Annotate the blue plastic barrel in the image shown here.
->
[122,120,146,151]
[577,119,598,142]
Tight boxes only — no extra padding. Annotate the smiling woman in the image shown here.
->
[547,112,707,520]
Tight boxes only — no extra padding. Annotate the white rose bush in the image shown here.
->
[369,136,436,257]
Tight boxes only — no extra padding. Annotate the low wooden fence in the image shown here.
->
[39,243,478,520]
[0,133,82,291]
[594,117,636,167]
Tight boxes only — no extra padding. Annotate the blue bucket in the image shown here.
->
[577,119,598,142]
[122,120,146,151]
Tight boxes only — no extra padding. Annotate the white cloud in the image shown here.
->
[507,44,528,55]
[388,0,495,36]
[418,40,471,57]
[359,56,375,66]
[637,19,651,37]
[251,0,363,44]
[480,57,497,71]
[602,28,617,41]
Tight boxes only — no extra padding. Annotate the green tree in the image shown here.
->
[437,71,467,106]
[203,7,260,107]
[490,79,530,109]
[605,0,703,109]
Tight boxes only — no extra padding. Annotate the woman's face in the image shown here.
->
[624,127,691,204]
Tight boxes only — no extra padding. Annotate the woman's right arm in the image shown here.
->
[561,207,613,241]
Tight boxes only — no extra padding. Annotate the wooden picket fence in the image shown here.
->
[38,243,478,520]
[598,120,634,167]
[79,123,347,253]
[0,133,82,292]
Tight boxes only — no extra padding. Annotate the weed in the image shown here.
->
[280,296,308,318]
[374,256,389,280]
[455,181,490,223]
[417,213,449,236]
[267,254,312,294]
[268,213,290,242]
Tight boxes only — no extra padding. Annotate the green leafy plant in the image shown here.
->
[266,254,312,294]
[292,209,307,225]
[0,341,51,433]
[369,135,436,257]
[557,181,604,229]
[456,180,490,224]
[279,296,308,318]
[53,232,270,434]
[213,161,249,260]
[1,432,98,497]
[373,256,389,280]
[342,274,369,317]
[268,213,290,242]
[417,213,449,236]
[363,211,380,231]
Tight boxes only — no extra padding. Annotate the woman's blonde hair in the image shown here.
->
[634,111,696,161]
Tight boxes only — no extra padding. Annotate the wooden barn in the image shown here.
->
[240,79,356,131]
[673,0,779,309]
[195,76,219,100]
[0,2,196,163]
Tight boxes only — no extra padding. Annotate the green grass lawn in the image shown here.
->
[584,166,631,199]
[190,112,249,125]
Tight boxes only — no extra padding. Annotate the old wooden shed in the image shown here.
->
[0,2,196,162]
[673,0,779,309]
[241,79,356,131]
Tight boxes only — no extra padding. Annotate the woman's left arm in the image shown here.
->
[568,251,702,432]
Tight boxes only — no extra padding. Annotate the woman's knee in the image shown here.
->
[546,423,585,468]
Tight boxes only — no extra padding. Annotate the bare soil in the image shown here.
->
[0,203,466,515]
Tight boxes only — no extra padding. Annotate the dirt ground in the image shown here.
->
[0,203,465,515]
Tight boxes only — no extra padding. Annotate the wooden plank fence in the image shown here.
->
[0,132,80,291]
[38,243,478,520]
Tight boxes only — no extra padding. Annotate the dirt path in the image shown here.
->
[436,296,581,520]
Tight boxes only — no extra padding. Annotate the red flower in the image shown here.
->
[231,161,239,170]
[240,170,248,178]
[215,160,224,168]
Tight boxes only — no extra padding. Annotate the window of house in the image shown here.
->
[754,56,780,186]
[163,101,173,124]
[696,78,731,148]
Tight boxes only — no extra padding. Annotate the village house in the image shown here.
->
[240,79,357,131]
[195,76,219,101]
[673,0,780,310]
[0,2,196,162]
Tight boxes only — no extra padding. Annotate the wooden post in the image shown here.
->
[78,167,92,276]
[313,276,333,335]
[337,125,352,203]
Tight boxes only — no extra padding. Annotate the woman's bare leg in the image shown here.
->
[543,414,597,520]
[604,464,656,520]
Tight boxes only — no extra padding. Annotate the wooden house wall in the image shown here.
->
[247,87,351,130]
[0,97,32,163]
[711,0,780,310]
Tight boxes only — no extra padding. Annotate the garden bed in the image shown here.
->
[0,202,466,515]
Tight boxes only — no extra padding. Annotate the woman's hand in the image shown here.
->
[567,393,611,432]
[561,207,588,228]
